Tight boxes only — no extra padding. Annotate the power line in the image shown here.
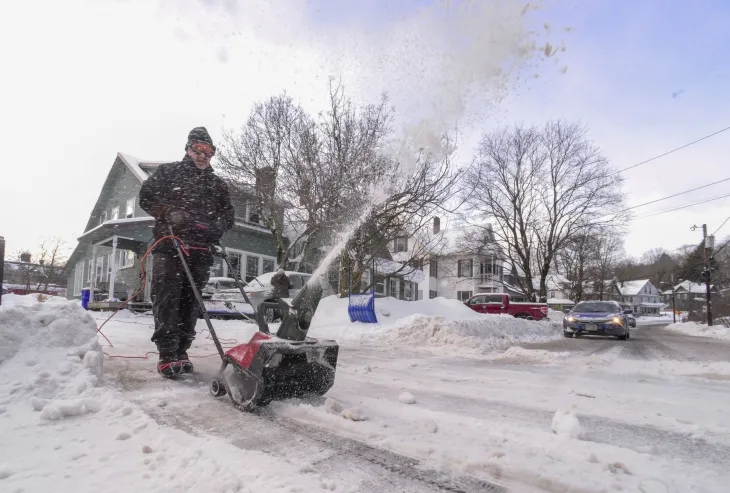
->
[633,193,730,220]
[610,125,730,175]
[713,214,730,236]
[619,176,730,213]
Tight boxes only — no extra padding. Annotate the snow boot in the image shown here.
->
[177,339,194,374]
[157,348,184,378]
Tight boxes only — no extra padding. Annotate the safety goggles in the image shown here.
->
[190,142,215,158]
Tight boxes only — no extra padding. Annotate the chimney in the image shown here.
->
[433,216,441,234]
[255,166,277,198]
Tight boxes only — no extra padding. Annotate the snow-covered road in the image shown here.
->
[103,318,730,493]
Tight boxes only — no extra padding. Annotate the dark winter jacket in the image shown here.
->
[138,156,235,249]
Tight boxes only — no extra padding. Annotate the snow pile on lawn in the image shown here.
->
[309,295,561,352]
[0,295,103,419]
[665,321,730,340]
[0,297,332,492]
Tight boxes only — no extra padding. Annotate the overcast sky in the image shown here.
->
[2,0,729,263]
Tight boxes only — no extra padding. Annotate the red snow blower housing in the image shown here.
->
[170,234,339,411]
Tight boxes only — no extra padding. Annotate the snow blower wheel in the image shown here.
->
[210,378,227,397]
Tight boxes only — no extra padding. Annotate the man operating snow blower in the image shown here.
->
[139,127,234,377]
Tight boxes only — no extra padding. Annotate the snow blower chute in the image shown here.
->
[170,235,339,411]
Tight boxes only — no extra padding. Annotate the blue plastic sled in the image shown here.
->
[348,293,378,323]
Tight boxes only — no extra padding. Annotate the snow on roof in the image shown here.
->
[617,279,649,296]
[672,280,714,293]
[374,258,425,283]
[117,152,169,182]
[77,217,155,239]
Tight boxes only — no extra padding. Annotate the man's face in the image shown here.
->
[187,142,214,169]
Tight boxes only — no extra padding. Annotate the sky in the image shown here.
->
[1,0,729,264]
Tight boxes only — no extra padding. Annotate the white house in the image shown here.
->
[615,279,663,315]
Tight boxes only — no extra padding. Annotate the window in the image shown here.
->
[403,281,413,300]
[99,211,107,225]
[549,290,556,299]
[486,294,505,304]
[245,201,263,224]
[469,295,487,305]
[246,256,260,283]
[262,258,275,274]
[389,278,399,298]
[429,290,438,299]
[394,237,408,252]
[457,259,473,277]
[126,198,135,218]
[111,206,119,220]
[429,259,438,278]
[228,252,242,279]
[118,250,134,269]
[457,290,473,302]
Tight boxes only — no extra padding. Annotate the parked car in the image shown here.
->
[464,293,549,320]
[202,277,239,300]
[627,313,636,327]
[563,300,630,340]
[217,270,314,322]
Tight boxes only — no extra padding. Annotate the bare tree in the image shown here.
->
[342,134,464,295]
[556,230,593,302]
[588,233,624,300]
[35,237,68,291]
[463,120,628,301]
[218,78,394,272]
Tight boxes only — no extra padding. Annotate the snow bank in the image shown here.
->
[309,295,562,353]
[0,296,103,420]
[665,321,730,340]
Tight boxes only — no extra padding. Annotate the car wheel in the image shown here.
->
[264,308,275,323]
[563,331,573,338]
[617,331,628,341]
[626,328,630,339]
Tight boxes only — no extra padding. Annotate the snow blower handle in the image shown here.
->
[212,246,271,335]
[167,228,227,361]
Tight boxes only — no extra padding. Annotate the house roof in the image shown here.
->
[670,280,715,294]
[117,152,169,182]
[617,279,650,296]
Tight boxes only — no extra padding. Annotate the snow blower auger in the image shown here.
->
[169,234,339,412]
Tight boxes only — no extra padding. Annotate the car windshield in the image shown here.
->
[573,302,618,313]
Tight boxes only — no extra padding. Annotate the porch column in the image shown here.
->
[108,236,118,301]
[90,244,97,302]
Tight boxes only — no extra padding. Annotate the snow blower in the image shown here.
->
[170,235,339,411]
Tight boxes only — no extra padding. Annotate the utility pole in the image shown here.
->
[703,224,714,326]
[671,272,676,323]
[693,224,714,326]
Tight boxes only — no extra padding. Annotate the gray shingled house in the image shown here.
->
[65,153,283,308]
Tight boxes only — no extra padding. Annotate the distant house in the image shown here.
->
[614,279,664,315]
[661,280,719,312]
[65,153,282,307]
[400,221,532,302]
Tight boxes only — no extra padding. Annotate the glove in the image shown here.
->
[191,217,226,244]
[166,209,192,234]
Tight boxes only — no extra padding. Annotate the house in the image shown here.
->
[614,279,664,315]
[65,153,282,308]
[403,220,529,302]
[661,280,719,312]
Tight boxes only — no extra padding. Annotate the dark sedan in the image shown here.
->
[563,300,630,340]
